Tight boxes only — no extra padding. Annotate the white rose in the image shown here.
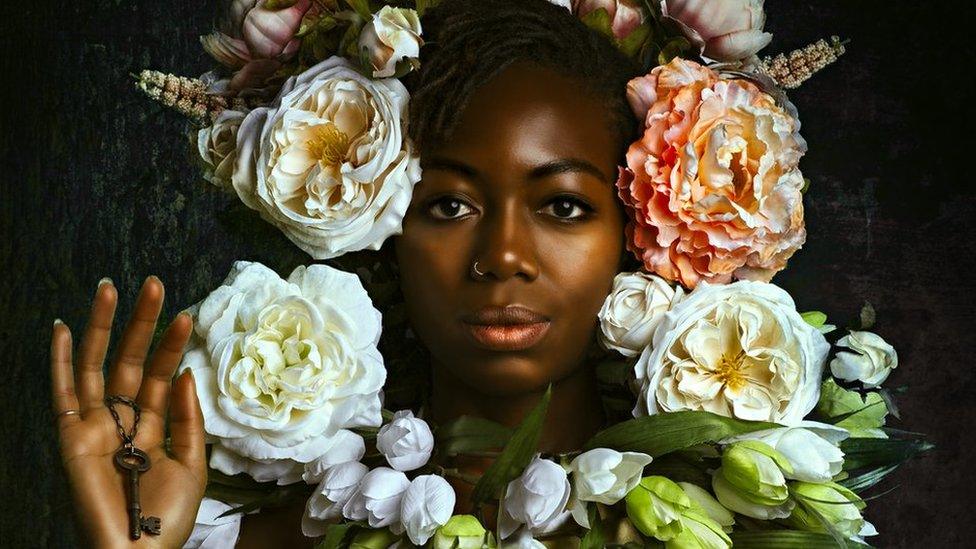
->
[498,456,572,539]
[358,6,423,78]
[661,0,772,62]
[634,280,829,425]
[598,272,683,357]
[358,467,412,531]
[302,461,369,537]
[233,56,422,259]
[723,421,849,483]
[376,410,434,472]
[197,109,246,190]
[302,429,366,484]
[830,330,898,388]
[568,448,652,527]
[400,475,457,545]
[179,260,385,482]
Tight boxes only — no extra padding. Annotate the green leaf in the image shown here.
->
[840,437,934,471]
[729,531,872,548]
[643,454,711,487]
[580,505,606,549]
[437,415,512,456]
[618,24,651,58]
[315,522,361,549]
[801,311,828,328]
[657,36,691,65]
[582,411,778,456]
[839,463,900,493]
[470,386,552,505]
[344,0,372,20]
[816,379,888,438]
[595,360,634,386]
[580,8,614,39]
[416,0,442,17]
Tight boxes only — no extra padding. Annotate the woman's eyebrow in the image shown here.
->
[528,158,609,183]
[420,157,483,183]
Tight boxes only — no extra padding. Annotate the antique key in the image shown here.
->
[114,447,162,539]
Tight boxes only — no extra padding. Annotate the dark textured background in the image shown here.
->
[2,0,974,546]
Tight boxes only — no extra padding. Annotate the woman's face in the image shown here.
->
[394,62,625,396]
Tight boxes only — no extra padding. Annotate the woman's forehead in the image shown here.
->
[427,63,620,180]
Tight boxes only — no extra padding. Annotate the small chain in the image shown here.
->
[105,395,141,451]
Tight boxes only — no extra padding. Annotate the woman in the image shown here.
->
[49,0,639,545]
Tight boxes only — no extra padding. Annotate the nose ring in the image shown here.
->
[472,261,486,277]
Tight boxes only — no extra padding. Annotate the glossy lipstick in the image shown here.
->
[461,306,551,351]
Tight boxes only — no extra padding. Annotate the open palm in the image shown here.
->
[51,276,207,548]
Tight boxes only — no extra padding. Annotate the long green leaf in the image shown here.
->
[315,522,360,549]
[579,504,605,549]
[470,386,552,505]
[582,411,778,456]
[729,531,872,548]
[839,464,900,493]
[840,438,934,471]
[437,415,512,456]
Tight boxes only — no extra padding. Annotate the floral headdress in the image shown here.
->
[139,1,927,548]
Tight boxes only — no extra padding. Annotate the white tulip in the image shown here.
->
[377,410,435,472]
[723,421,849,483]
[359,467,411,531]
[184,497,244,548]
[677,482,735,532]
[179,261,385,483]
[568,448,652,527]
[634,281,829,425]
[302,429,367,484]
[302,461,369,537]
[400,475,457,545]
[830,330,898,388]
[498,456,572,539]
[358,6,423,78]
[597,272,683,357]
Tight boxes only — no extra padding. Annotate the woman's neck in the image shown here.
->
[428,363,605,453]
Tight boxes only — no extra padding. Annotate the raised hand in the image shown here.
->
[51,276,207,548]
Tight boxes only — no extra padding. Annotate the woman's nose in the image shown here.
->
[473,203,540,282]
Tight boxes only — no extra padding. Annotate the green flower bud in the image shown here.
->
[431,515,497,549]
[624,476,693,541]
[677,482,734,532]
[785,481,866,539]
[666,510,732,549]
[712,441,795,519]
[349,528,399,549]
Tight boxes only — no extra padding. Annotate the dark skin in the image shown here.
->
[51,62,626,546]
[395,62,626,512]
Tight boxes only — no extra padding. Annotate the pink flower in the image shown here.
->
[616,58,807,288]
[661,0,772,62]
[201,0,312,91]
[573,0,646,41]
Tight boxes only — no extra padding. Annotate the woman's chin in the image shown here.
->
[446,353,562,397]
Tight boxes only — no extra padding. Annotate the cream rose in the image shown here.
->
[197,109,246,190]
[633,280,828,424]
[358,6,424,78]
[598,272,683,357]
[233,56,421,259]
[179,260,385,483]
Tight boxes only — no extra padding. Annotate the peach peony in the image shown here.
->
[616,58,807,288]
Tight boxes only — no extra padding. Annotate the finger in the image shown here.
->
[50,319,82,427]
[106,276,164,398]
[170,370,206,479]
[136,311,192,420]
[75,278,117,412]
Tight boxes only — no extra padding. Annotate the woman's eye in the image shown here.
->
[427,197,475,220]
[540,196,593,220]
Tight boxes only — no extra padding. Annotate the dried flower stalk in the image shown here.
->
[134,70,252,124]
[758,36,847,89]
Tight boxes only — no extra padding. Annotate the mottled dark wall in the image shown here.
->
[1,0,973,547]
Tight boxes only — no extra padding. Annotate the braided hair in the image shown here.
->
[404,0,641,160]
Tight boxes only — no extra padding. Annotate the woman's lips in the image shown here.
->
[463,321,551,351]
